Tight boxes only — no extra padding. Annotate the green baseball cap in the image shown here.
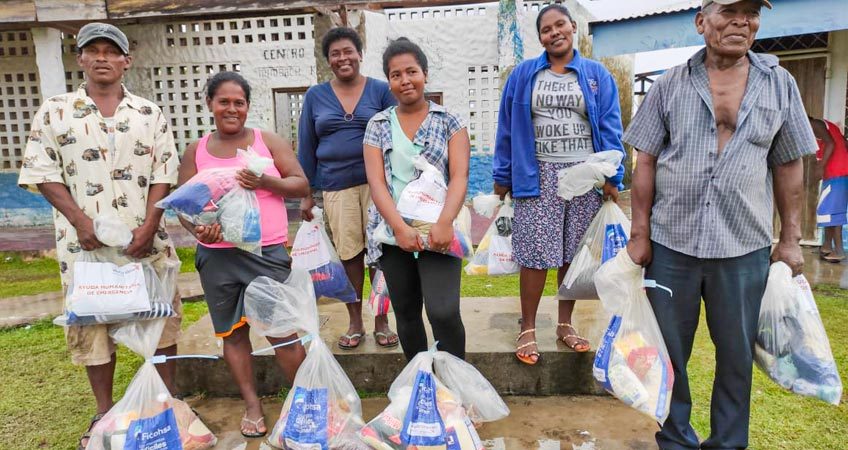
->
[702,0,772,9]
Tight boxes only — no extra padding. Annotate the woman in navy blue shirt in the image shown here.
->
[298,27,398,349]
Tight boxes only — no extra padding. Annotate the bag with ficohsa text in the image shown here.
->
[85,319,217,450]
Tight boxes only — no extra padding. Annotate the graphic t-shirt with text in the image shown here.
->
[531,69,594,163]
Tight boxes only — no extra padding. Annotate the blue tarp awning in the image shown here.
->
[590,0,848,58]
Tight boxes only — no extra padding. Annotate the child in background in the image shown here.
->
[363,38,471,361]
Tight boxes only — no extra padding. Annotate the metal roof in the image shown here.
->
[589,0,699,24]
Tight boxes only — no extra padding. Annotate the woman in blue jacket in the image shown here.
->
[493,4,625,365]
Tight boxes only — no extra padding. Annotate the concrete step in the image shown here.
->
[189,395,659,450]
[175,297,611,397]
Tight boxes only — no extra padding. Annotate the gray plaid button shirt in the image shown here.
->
[623,48,817,259]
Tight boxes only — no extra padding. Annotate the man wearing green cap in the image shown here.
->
[18,22,182,449]
[623,0,816,448]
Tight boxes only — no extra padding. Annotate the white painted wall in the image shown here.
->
[825,30,848,128]
[31,28,65,99]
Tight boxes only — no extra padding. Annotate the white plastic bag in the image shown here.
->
[57,215,179,326]
[559,201,630,300]
[358,347,508,449]
[157,147,270,255]
[755,262,842,405]
[367,269,392,316]
[466,195,517,276]
[557,150,623,201]
[592,249,674,424]
[396,155,447,223]
[86,319,217,450]
[244,272,367,449]
[291,207,358,303]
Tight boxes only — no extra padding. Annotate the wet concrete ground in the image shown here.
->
[189,395,659,450]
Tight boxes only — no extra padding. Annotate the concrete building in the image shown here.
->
[0,0,634,227]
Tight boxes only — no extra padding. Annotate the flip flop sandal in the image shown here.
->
[241,414,267,438]
[515,328,540,365]
[338,332,364,349]
[374,331,399,348]
[823,255,845,263]
[557,323,590,353]
[78,413,105,450]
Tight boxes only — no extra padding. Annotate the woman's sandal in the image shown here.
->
[515,328,540,365]
[557,323,590,353]
[77,413,105,450]
[374,331,399,348]
[241,414,267,438]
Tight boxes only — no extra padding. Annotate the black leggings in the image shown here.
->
[379,245,465,361]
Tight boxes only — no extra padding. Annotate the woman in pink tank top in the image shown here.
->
[177,72,310,438]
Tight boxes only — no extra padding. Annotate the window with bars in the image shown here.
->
[274,89,307,152]
[751,32,829,53]
[466,64,500,154]
[0,70,41,170]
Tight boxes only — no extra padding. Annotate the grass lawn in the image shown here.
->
[0,251,845,449]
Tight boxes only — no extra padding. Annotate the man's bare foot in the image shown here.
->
[373,315,399,347]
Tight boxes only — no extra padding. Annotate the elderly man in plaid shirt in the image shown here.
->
[623,0,817,449]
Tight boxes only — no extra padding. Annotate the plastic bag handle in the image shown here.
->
[251,334,313,356]
[148,354,220,364]
[644,279,673,297]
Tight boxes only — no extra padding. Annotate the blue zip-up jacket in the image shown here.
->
[493,49,625,198]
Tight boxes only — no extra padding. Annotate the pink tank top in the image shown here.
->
[195,128,288,248]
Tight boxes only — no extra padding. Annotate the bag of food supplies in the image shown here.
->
[85,319,217,449]
[556,150,623,202]
[373,205,474,260]
[558,201,630,300]
[156,147,271,255]
[57,214,178,326]
[755,262,842,405]
[291,207,358,303]
[244,272,367,449]
[358,346,509,449]
[465,194,517,276]
[592,248,674,424]
[375,156,473,259]
[367,269,392,316]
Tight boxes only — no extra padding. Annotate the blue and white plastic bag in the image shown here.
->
[592,249,674,424]
[559,201,630,300]
[359,346,508,450]
[291,207,358,303]
[244,272,366,449]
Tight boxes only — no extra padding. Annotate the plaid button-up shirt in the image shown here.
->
[623,49,817,259]
[362,101,466,264]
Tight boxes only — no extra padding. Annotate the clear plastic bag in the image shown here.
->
[367,270,392,316]
[156,147,271,256]
[755,262,842,405]
[244,272,367,449]
[373,206,474,260]
[558,201,630,300]
[291,207,358,303]
[592,249,674,424]
[465,195,517,276]
[359,347,507,449]
[86,319,217,449]
[557,150,623,201]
